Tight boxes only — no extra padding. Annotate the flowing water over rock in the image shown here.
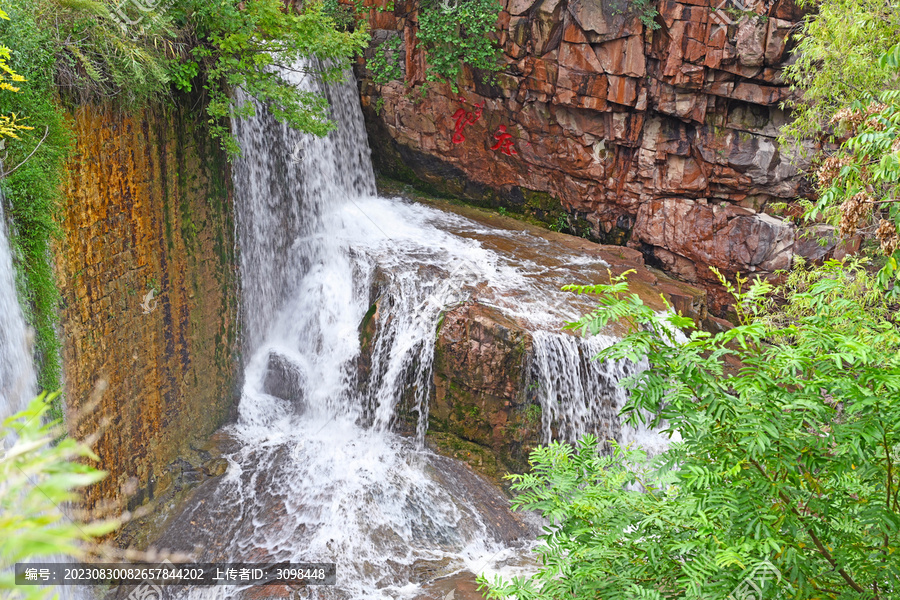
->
[0,191,88,600]
[0,196,36,425]
[148,64,672,599]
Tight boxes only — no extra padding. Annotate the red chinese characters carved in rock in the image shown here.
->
[451,100,485,144]
[490,125,517,156]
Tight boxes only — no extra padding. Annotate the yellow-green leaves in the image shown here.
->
[0,12,32,141]
[1,394,117,600]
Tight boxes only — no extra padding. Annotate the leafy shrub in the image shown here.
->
[416,0,502,93]
[29,0,173,106]
[782,0,900,143]
[792,47,900,294]
[322,0,361,32]
[630,0,660,30]
[482,269,900,599]
[171,0,369,154]
[369,34,402,84]
[1,394,117,599]
[778,0,900,294]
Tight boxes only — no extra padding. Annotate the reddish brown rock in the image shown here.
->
[358,0,825,315]
[764,17,795,65]
[507,0,536,16]
[595,35,646,77]
[559,41,604,72]
[735,16,767,67]
[630,198,794,307]
[531,0,564,54]
[567,0,640,41]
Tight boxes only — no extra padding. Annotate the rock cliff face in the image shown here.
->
[357,0,825,312]
[57,104,239,513]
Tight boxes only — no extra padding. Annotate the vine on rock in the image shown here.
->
[369,35,403,84]
[416,0,502,93]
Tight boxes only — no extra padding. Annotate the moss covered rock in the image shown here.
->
[430,302,542,475]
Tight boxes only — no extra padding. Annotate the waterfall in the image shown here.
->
[531,331,628,444]
[153,61,673,598]
[0,196,36,425]
[531,331,674,456]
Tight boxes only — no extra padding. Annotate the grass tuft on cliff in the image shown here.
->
[0,3,71,415]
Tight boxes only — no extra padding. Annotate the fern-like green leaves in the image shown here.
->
[481,268,900,599]
[1,394,117,599]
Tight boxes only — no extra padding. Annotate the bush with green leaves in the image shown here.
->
[481,267,900,599]
[782,0,900,144]
[4,0,370,155]
[779,0,900,294]
[322,0,360,32]
[369,34,402,84]
[416,0,502,92]
[759,257,896,342]
[629,0,660,31]
[1,394,116,599]
[802,65,900,294]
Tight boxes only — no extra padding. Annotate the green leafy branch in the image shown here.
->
[175,0,369,155]
[369,34,402,84]
[416,0,502,93]
[1,394,118,599]
[804,51,900,294]
[482,267,900,599]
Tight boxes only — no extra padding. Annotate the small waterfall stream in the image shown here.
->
[0,196,36,425]
[146,63,672,598]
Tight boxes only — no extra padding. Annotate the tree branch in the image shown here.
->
[749,458,868,595]
[1,126,50,179]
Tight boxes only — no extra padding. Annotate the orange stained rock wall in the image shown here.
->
[56,104,239,511]
[356,0,832,312]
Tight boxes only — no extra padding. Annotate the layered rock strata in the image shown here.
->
[57,104,239,513]
[357,0,829,311]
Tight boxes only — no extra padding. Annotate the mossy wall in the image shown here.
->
[429,302,542,477]
[55,103,239,512]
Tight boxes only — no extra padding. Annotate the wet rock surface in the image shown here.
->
[357,0,835,312]
[114,429,240,553]
[384,184,709,325]
[430,302,539,477]
[373,189,706,479]
[263,350,309,410]
[59,104,239,515]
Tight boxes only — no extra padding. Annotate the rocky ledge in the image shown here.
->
[356,0,845,313]
[360,190,710,480]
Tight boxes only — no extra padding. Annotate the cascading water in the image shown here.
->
[152,62,672,598]
[530,332,674,455]
[0,190,86,600]
[0,196,36,425]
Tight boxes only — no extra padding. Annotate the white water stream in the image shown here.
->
[139,63,673,599]
[0,196,36,426]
